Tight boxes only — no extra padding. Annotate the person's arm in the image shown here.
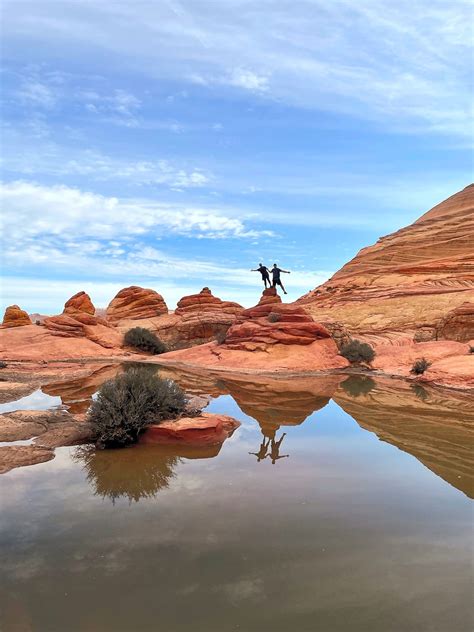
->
[282,269,291,274]
[250,269,258,272]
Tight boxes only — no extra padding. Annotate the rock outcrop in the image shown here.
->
[44,292,122,349]
[106,286,168,323]
[141,413,240,446]
[224,299,331,351]
[1,305,32,328]
[64,291,95,315]
[298,184,474,342]
[437,302,474,342]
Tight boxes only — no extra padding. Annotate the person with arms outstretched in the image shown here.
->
[251,263,271,289]
[271,263,291,294]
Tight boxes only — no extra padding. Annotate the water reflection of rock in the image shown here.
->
[42,364,122,413]
[334,377,474,498]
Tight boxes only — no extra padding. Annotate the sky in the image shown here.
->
[1,0,472,314]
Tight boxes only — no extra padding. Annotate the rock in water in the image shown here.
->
[297,184,474,342]
[1,305,32,328]
[106,286,168,323]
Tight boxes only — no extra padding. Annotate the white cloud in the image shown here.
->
[0,180,272,242]
[3,0,470,137]
[226,69,269,93]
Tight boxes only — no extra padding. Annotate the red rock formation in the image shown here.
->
[1,305,32,328]
[298,184,474,341]
[437,302,474,342]
[257,287,282,306]
[140,413,240,446]
[106,286,168,323]
[150,288,243,349]
[64,291,95,315]
[44,292,122,349]
[224,301,331,351]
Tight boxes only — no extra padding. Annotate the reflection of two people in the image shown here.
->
[249,429,289,464]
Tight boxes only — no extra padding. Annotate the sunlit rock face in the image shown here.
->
[334,377,474,498]
[298,184,474,343]
[106,286,168,324]
[44,292,122,349]
[1,305,32,328]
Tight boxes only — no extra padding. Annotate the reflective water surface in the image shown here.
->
[1,367,473,631]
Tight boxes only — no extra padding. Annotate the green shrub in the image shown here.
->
[89,368,186,448]
[340,339,375,364]
[268,312,281,323]
[124,327,167,354]
[410,358,432,375]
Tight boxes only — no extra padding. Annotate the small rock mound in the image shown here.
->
[257,287,282,306]
[44,292,120,349]
[64,291,95,315]
[224,301,331,351]
[175,287,241,316]
[106,286,168,323]
[1,305,32,328]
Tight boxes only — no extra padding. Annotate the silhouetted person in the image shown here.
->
[251,263,271,288]
[271,264,290,294]
[269,432,289,464]
[249,436,271,462]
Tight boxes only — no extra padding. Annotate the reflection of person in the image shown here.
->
[269,432,289,464]
[271,264,290,294]
[249,436,271,462]
[251,263,271,289]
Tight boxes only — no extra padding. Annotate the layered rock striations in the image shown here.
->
[224,299,331,351]
[298,184,474,342]
[106,286,168,323]
[1,305,32,328]
[44,292,122,349]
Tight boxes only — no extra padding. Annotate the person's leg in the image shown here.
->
[278,280,287,294]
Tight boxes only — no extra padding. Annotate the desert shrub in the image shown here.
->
[340,339,375,364]
[89,367,186,448]
[469,346,474,354]
[35,320,41,326]
[124,327,167,354]
[411,383,429,401]
[410,358,432,375]
[0,360,7,369]
[268,312,281,323]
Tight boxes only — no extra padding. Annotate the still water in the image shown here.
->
[0,367,473,631]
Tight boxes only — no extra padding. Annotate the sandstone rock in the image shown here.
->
[33,421,94,448]
[1,305,32,328]
[298,184,474,341]
[43,292,122,349]
[437,302,474,342]
[140,413,240,446]
[224,301,331,351]
[257,287,282,306]
[106,286,168,323]
[0,446,54,474]
[64,291,95,315]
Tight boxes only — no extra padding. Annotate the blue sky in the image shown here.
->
[1,0,472,314]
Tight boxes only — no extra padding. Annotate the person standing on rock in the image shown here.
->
[251,263,271,289]
[271,264,291,294]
